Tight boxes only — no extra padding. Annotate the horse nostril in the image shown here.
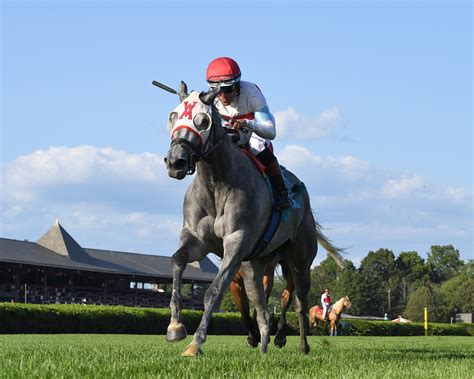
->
[173,158,187,170]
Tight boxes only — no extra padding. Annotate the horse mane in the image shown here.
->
[331,296,350,314]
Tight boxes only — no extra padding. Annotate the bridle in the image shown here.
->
[169,111,225,175]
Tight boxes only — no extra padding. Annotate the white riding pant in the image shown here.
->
[322,305,328,318]
[248,134,269,156]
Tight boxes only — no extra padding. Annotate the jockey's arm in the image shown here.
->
[247,106,276,140]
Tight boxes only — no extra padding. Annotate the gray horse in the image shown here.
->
[163,82,343,356]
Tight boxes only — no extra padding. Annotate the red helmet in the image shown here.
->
[206,57,241,87]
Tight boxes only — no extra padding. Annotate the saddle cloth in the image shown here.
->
[240,147,305,260]
[316,305,333,317]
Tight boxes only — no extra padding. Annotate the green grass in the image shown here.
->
[0,335,472,378]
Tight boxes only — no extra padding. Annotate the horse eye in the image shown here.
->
[168,112,178,131]
[193,112,210,131]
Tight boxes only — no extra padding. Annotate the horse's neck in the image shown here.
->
[331,300,344,315]
[197,136,253,188]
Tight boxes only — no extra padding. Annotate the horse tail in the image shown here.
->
[315,220,345,269]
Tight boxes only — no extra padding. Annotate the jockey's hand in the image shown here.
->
[229,118,248,130]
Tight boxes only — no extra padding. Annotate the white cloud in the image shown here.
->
[381,175,425,199]
[277,144,472,260]
[275,106,345,140]
[1,145,472,261]
[2,145,186,212]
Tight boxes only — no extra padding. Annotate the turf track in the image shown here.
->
[0,335,472,378]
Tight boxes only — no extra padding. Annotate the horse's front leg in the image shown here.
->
[167,230,207,342]
[182,231,246,357]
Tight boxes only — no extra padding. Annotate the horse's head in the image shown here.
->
[164,82,222,179]
[342,296,352,309]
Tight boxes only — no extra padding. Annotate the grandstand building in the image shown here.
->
[0,219,218,309]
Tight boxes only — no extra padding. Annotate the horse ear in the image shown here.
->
[178,81,189,102]
[199,84,221,105]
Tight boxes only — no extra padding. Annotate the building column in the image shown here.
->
[14,266,20,303]
[43,270,48,303]
[190,281,195,310]
[134,281,138,306]
[104,278,108,303]
[69,273,74,303]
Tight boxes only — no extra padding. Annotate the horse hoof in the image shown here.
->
[274,336,287,348]
[166,323,187,342]
[181,343,203,357]
[300,344,310,355]
[246,336,259,348]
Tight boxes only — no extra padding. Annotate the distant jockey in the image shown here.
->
[206,57,291,211]
[321,288,332,321]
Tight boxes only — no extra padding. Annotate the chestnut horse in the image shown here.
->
[309,296,351,336]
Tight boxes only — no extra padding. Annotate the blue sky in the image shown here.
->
[1,1,472,265]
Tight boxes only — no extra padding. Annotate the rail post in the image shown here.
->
[424,307,428,336]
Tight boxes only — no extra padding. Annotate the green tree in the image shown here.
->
[330,260,364,316]
[219,287,239,312]
[426,245,464,283]
[308,256,340,306]
[359,249,397,317]
[452,277,474,313]
[440,260,474,315]
[404,285,448,322]
[395,251,428,297]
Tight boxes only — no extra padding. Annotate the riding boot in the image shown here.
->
[256,148,292,211]
[268,171,292,211]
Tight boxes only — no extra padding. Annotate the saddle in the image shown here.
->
[316,305,333,318]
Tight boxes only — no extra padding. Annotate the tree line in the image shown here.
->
[219,245,473,323]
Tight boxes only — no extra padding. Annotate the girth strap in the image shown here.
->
[244,207,281,261]
[244,178,282,261]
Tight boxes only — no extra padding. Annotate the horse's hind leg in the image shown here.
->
[240,259,272,354]
[292,266,311,354]
[230,272,259,347]
[167,230,208,343]
[287,231,317,354]
[308,306,318,328]
[274,261,294,348]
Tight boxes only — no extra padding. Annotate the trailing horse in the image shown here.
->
[163,82,343,356]
[309,296,352,336]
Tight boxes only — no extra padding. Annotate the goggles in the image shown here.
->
[218,84,238,94]
[207,73,241,89]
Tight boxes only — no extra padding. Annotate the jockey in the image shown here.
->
[206,57,292,211]
[321,288,332,321]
